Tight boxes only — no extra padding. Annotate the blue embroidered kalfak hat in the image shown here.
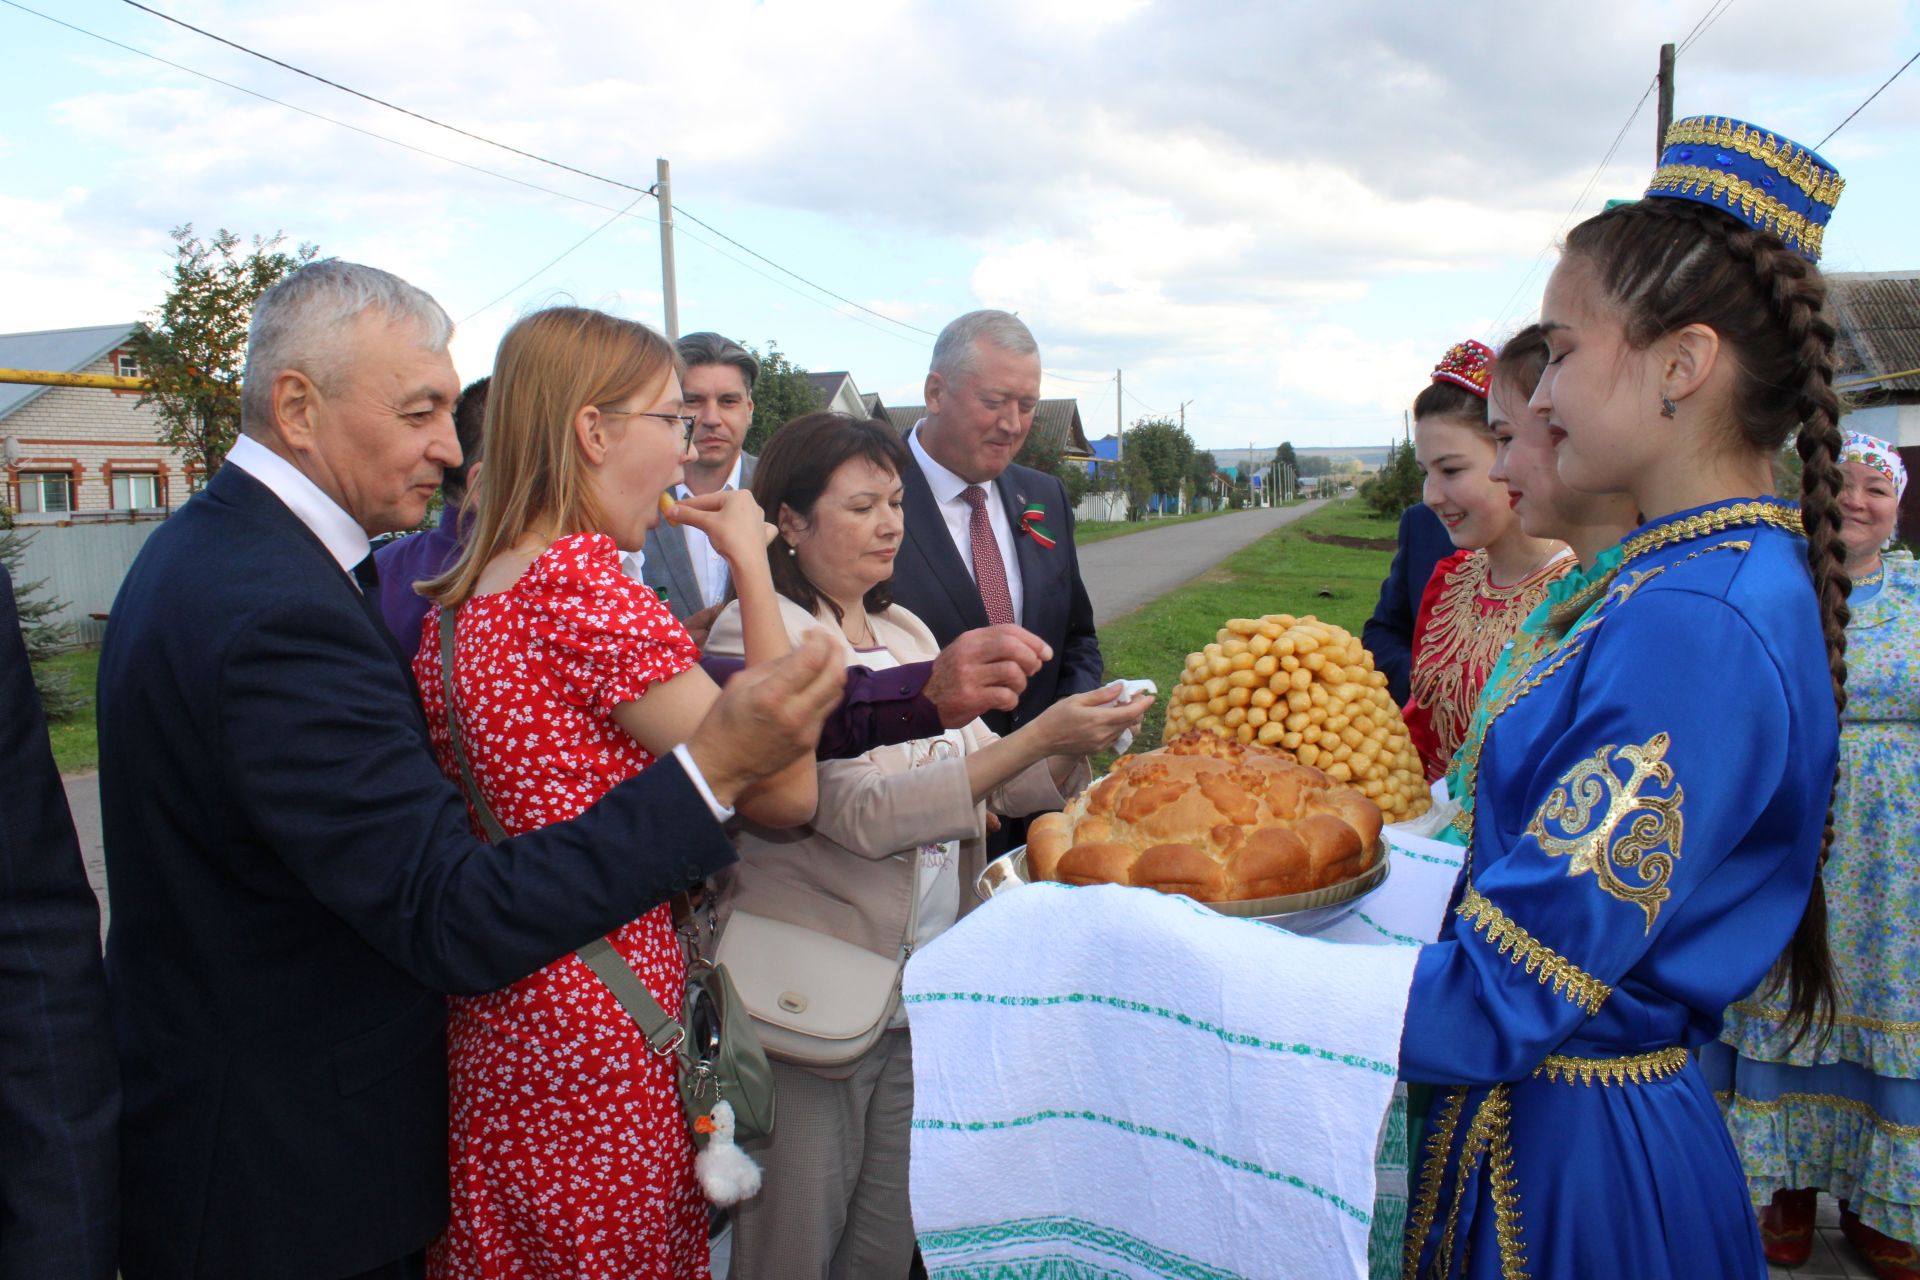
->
[1645,116,1844,262]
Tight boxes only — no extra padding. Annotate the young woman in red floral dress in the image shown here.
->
[1401,339,1572,782]
[411,306,816,1279]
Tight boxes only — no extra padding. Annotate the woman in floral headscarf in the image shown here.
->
[1704,430,1920,1278]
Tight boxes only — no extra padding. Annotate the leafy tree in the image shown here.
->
[1,505,84,718]
[1123,418,1194,513]
[1298,454,1334,478]
[1188,449,1219,508]
[1364,438,1424,517]
[128,224,319,479]
[742,341,825,455]
[1272,441,1300,500]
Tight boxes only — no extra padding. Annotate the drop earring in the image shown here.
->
[1659,395,1678,419]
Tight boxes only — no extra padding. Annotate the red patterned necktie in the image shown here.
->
[962,485,1016,627]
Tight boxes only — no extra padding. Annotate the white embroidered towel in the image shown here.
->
[1315,829,1467,950]
[904,882,1419,1279]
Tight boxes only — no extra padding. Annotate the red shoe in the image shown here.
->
[1761,1189,1818,1267]
[1841,1208,1920,1280]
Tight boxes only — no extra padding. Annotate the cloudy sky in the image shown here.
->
[3,0,1916,452]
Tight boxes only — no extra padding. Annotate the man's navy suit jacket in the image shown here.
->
[97,464,737,1279]
[0,565,117,1280]
[888,447,1103,736]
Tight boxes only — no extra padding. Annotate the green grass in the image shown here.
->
[39,647,100,775]
[1095,500,1398,767]
[1073,499,1311,546]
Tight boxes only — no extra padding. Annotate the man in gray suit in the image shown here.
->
[642,331,759,641]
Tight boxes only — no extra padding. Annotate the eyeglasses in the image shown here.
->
[600,407,697,449]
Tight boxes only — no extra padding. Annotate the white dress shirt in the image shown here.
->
[675,454,743,609]
[225,433,732,819]
[908,423,1024,623]
[225,433,370,577]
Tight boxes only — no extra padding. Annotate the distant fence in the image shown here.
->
[10,515,169,645]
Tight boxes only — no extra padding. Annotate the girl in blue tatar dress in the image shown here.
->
[1397,116,1852,1279]
[1704,432,1920,1278]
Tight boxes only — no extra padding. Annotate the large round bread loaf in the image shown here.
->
[1026,731,1384,902]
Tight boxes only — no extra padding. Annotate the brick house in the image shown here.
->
[1,323,189,522]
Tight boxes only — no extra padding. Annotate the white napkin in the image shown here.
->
[1105,678,1157,755]
[1313,829,1465,950]
[904,881,1418,1279]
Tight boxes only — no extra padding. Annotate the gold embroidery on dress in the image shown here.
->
[1534,1046,1690,1086]
[1620,502,1799,564]
[1410,552,1567,772]
[1526,735,1685,932]
[1457,885,1612,1015]
[1404,1087,1468,1280]
[1716,1090,1920,1139]
[1429,1086,1527,1280]
[1730,1000,1920,1035]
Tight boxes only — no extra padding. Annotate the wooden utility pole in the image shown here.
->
[1656,43,1676,160]
[1115,369,1123,461]
[657,158,680,340]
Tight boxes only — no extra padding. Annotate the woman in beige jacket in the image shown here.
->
[706,412,1151,1279]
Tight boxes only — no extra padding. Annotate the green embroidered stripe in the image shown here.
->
[1352,911,1424,947]
[1393,845,1464,868]
[913,1111,1373,1225]
[922,1215,1245,1280]
[903,991,1396,1076]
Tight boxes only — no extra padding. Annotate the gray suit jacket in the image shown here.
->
[641,453,757,622]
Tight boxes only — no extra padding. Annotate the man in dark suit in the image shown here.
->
[0,564,117,1280]
[889,310,1104,738]
[1361,502,1452,705]
[97,260,850,1280]
[641,332,758,642]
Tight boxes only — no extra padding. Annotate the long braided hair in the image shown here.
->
[1563,197,1846,1044]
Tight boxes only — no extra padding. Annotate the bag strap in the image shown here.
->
[436,606,685,1057]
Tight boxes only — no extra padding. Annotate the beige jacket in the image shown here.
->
[705,595,1078,961]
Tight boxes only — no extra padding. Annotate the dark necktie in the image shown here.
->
[352,555,418,685]
[962,485,1016,627]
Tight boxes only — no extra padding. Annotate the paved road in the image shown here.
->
[62,501,1332,926]
[1080,500,1328,626]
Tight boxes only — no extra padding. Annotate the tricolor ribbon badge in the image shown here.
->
[1020,500,1056,550]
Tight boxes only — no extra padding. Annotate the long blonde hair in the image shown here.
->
[424,305,680,607]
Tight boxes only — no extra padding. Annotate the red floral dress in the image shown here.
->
[1401,548,1571,783]
[413,533,706,1280]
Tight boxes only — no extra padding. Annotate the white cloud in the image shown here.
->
[1,0,1912,448]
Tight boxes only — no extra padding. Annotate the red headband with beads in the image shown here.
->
[1432,340,1494,398]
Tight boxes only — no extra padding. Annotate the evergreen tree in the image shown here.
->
[0,505,84,718]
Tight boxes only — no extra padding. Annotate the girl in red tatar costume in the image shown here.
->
[1402,340,1572,782]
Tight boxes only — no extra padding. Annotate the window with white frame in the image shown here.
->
[112,472,162,509]
[117,352,139,378]
[18,471,73,514]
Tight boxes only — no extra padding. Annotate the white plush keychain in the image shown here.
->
[693,1101,763,1206]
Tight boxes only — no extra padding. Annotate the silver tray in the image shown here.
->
[975,841,1391,936]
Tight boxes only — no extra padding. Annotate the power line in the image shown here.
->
[457,192,653,325]
[9,0,938,343]
[118,0,940,340]
[0,0,644,215]
[119,0,654,196]
[1043,369,1116,384]
[1817,48,1920,148]
[1487,74,1657,336]
[1677,0,1735,55]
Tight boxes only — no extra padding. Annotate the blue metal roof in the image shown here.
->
[0,323,137,423]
